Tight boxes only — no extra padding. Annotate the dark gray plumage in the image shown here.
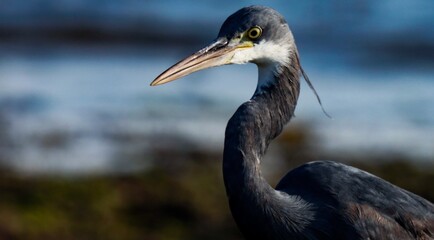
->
[152,5,434,240]
[218,6,288,45]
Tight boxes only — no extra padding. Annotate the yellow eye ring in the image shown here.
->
[247,26,262,39]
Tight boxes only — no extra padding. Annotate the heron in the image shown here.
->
[151,6,434,239]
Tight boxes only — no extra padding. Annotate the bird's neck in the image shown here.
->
[223,55,300,226]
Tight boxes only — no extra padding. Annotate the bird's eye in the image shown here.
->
[247,26,262,39]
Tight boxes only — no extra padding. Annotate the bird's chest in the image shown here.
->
[228,197,299,240]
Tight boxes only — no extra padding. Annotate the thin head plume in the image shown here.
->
[296,54,331,118]
[301,67,331,118]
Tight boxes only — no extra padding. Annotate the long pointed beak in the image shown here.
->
[151,38,250,86]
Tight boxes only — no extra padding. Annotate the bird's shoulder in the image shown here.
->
[276,160,434,211]
[275,160,434,239]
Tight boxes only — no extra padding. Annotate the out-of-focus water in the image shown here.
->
[1,46,433,174]
[0,0,433,174]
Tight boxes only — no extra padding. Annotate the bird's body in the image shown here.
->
[276,161,434,239]
[152,6,434,239]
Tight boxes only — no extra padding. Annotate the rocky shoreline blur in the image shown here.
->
[0,125,433,239]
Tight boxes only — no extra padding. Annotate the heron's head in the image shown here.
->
[151,6,296,86]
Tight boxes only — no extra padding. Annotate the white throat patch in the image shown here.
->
[230,40,293,66]
[229,35,296,94]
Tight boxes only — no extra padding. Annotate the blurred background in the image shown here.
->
[0,0,433,239]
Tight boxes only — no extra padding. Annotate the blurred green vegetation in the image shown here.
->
[0,148,241,240]
[0,127,433,240]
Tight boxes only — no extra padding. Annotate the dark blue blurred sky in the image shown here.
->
[1,0,433,68]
